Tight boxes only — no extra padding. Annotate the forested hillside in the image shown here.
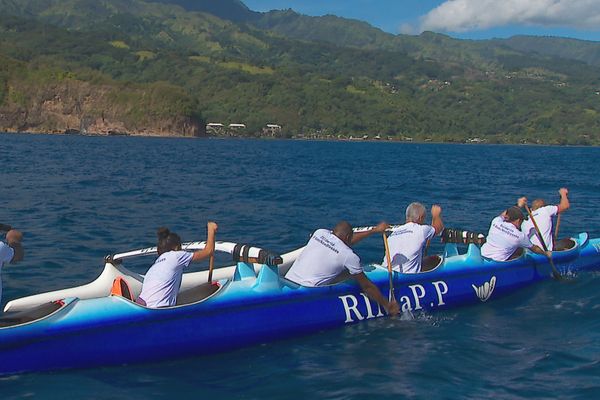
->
[0,0,599,144]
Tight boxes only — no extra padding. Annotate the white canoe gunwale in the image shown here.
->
[4,241,303,313]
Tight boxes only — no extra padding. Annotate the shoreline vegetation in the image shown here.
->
[1,0,600,146]
[2,130,598,147]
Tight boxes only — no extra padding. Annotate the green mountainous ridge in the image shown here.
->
[1,0,599,144]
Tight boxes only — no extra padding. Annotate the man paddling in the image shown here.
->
[520,188,570,250]
[383,203,444,273]
[285,221,399,316]
[0,226,25,308]
[481,204,551,261]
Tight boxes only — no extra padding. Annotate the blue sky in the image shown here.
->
[244,0,600,41]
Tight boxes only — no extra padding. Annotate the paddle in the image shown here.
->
[524,204,562,280]
[554,211,561,249]
[382,232,396,302]
[423,239,431,257]
[207,250,215,284]
[207,230,217,284]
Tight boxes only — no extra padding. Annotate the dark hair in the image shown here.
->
[157,227,182,255]
[332,220,353,245]
[504,206,524,222]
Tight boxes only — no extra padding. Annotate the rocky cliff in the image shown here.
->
[0,77,204,137]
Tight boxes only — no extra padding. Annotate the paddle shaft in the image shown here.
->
[207,253,215,283]
[554,212,561,248]
[382,232,395,302]
[524,204,561,279]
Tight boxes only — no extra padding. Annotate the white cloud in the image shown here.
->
[420,0,600,33]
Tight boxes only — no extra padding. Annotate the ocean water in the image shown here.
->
[1,133,599,399]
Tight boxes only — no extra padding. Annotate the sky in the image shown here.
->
[243,0,600,41]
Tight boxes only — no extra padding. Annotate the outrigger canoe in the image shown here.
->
[0,232,599,376]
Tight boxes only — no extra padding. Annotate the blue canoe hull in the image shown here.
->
[1,233,599,376]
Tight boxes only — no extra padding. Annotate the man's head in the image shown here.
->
[332,221,353,246]
[5,230,22,245]
[504,206,525,227]
[531,199,545,210]
[406,202,426,224]
[5,229,24,263]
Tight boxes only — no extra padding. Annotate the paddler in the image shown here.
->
[137,222,217,308]
[383,203,444,273]
[481,203,551,261]
[285,221,400,316]
[520,188,570,250]
[0,226,24,308]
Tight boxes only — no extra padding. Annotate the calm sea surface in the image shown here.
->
[1,133,599,399]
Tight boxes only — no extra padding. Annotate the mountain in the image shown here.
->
[254,10,396,49]
[148,0,259,22]
[250,8,600,70]
[497,35,600,67]
[0,0,599,144]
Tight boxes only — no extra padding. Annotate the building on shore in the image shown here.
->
[263,124,282,137]
[206,123,225,135]
[228,123,246,136]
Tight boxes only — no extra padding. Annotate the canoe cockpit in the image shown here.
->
[0,299,72,329]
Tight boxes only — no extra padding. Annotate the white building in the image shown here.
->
[206,122,225,135]
[263,124,282,137]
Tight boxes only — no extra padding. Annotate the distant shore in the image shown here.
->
[0,129,198,139]
[2,130,598,147]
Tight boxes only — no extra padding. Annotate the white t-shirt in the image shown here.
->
[481,216,533,261]
[285,229,362,287]
[0,242,15,306]
[521,205,559,251]
[383,222,436,274]
[139,250,194,308]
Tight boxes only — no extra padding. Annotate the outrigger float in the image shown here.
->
[0,231,599,376]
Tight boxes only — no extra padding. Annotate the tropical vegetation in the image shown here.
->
[0,0,599,144]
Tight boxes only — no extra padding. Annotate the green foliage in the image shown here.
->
[150,0,258,22]
[0,0,599,144]
[0,76,7,106]
[109,40,130,49]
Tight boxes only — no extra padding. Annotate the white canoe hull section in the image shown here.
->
[4,247,304,312]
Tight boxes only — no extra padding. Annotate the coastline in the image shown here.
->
[2,130,599,147]
[0,129,203,139]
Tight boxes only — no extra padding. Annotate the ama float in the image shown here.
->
[0,232,599,376]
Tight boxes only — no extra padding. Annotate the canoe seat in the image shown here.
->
[110,277,135,301]
[176,283,220,306]
[0,301,65,328]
